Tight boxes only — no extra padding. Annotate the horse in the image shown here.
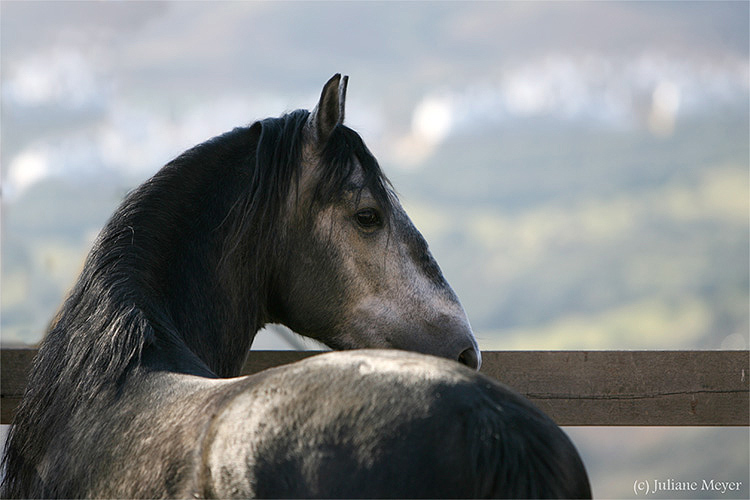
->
[1,74,590,498]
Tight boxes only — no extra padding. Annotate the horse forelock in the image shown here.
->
[315,124,395,219]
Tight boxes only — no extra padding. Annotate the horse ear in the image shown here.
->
[248,121,262,143]
[309,73,348,146]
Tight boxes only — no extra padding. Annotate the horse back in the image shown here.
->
[202,350,591,499]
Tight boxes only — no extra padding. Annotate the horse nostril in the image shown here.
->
[458,347,480,371]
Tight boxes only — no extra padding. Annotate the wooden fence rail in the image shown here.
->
[1,349,747,426]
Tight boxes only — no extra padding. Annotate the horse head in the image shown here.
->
[266,75,481,369]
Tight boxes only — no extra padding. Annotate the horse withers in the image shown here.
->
[1,74,590,498]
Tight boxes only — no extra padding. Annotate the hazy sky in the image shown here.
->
[2,1,748,197]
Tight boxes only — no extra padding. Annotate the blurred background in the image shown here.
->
[1,1,748,497]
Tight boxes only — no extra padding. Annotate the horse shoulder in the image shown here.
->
[198,370,291,498]
[64,372,257,498]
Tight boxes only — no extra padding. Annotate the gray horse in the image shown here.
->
[2,75,589,498]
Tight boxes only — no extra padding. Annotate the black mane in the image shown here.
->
[1,109,394,497]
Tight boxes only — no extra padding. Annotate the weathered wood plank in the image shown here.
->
[479,351,749,426]
[241,350,321,375]
[1,348,37,425]
[1,349,747,426]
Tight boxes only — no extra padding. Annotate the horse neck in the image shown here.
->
[82,131,273,378]
[134,154,274,377]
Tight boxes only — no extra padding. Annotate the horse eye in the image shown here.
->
[355,208,381,229]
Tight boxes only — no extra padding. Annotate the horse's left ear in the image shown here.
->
[309,73,348,146]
